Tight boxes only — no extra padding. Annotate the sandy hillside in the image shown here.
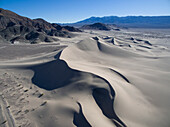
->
[0,29,170,127]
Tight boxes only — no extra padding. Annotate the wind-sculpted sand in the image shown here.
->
[0,29,170,127]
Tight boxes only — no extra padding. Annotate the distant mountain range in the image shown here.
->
[0,8,169,44]
[65,16,170,28]
[0,8,81,44]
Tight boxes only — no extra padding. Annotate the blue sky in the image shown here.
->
[0,0,170,23]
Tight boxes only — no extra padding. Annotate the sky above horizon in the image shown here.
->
[0,0,170,23]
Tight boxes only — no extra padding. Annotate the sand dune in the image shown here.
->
[60,33,170,127]
[0,29,170,127]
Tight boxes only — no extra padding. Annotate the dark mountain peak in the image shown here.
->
[51,23,63,30]
[33,18,50,24]
[63,26,82,32]
[52,23,82,32]
[0,8,19,17]
[0,8,81,44]
[81,23,111,31]
[0,8,34,30]
[34,18,46,21]
[0,8,30,22]
[33,18,55,30]
[91,22,106,26]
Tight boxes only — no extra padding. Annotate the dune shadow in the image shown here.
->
[93,88,115,118]
[144,41,152,46]
[28,51,126,127]
[73,102,92,127]
[109,68,130,83]
[28,52,81,90]
[138,45,152,49]
[97,40,102,51]
[92,87,126,127]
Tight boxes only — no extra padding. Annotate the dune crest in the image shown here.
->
[60,36,170,127]
[27,51,127,127]
[0,28,170,127]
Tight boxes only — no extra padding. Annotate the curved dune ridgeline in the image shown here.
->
[28,51,126,127]
[0,28,170,127]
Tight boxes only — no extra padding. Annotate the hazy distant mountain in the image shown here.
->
[73,16,170,28]
[0,8,81,44]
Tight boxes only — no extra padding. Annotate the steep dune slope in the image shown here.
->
[60,37,170,127]
[0,29,170,127]
[25,49,127,127]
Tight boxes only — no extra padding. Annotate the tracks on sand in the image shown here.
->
[0,94,15,127]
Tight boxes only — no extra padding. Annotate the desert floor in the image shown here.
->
[0,28,170,127]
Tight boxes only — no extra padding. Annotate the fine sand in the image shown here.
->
[0,29,170,127]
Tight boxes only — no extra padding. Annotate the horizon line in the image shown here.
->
[57,15,170,24]
[1,8,170,24]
